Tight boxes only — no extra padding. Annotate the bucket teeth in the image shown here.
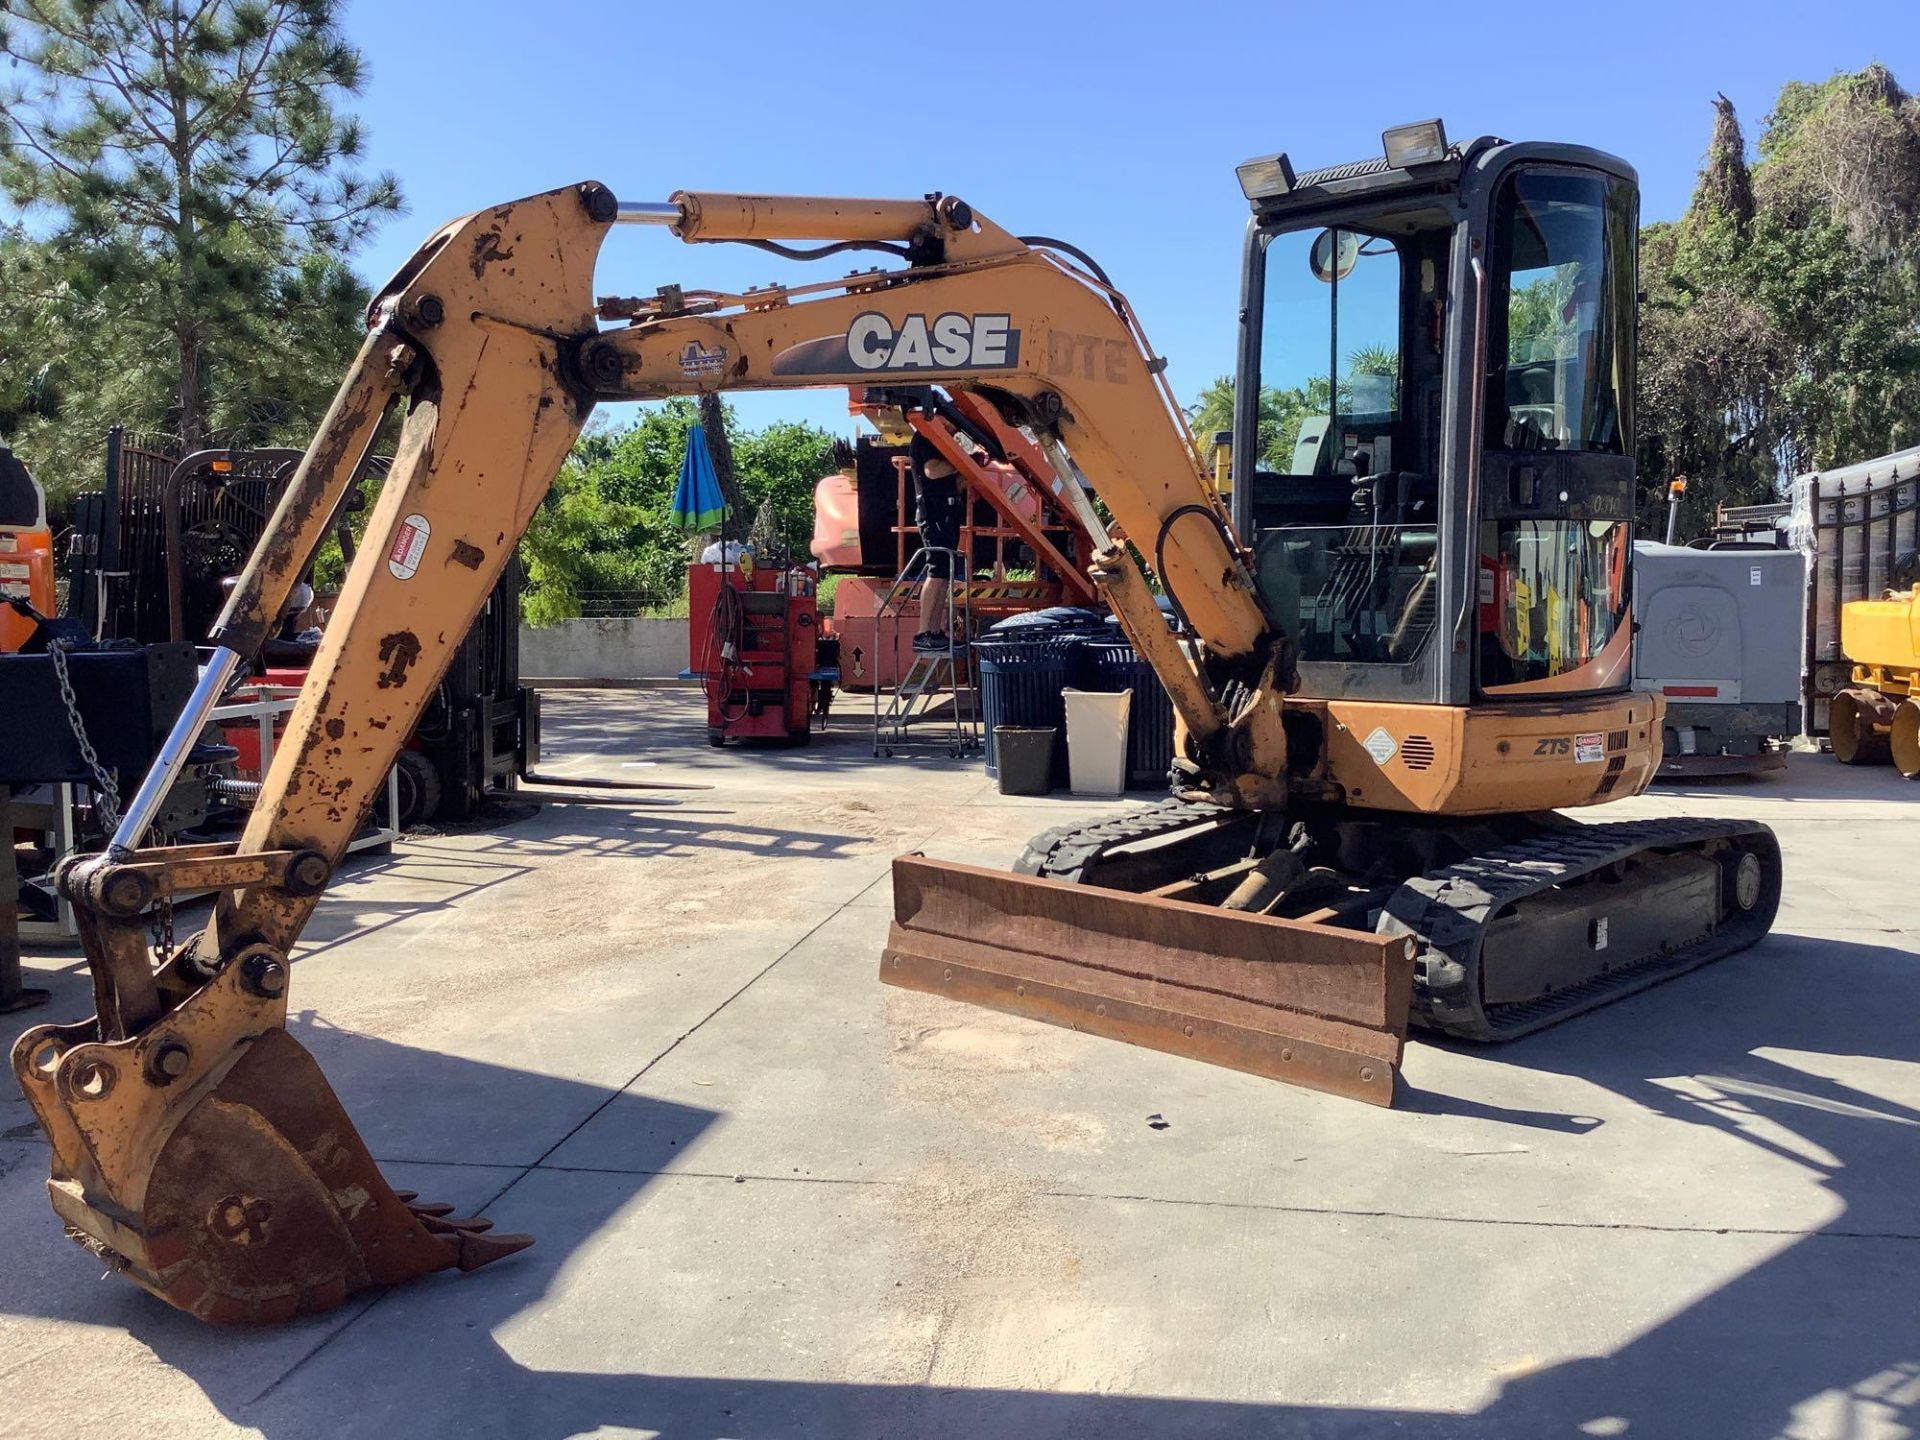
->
[452,1230,535,1272]
[416,1212,496,1235]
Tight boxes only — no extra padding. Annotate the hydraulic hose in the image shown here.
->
[702,577,751,726]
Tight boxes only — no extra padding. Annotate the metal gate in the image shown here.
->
[1792,446,1920,735]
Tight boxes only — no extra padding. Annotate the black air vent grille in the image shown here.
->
[1294,155,1393,187]
[1402,735,1436,771]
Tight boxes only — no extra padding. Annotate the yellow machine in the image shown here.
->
[15,124,1782,1325]
[1830,583,1920,776]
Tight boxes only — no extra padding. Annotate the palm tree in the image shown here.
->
[1348,344,1399,378]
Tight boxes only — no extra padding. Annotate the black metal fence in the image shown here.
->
[65,429,301,644]
[1794,446,1920,735]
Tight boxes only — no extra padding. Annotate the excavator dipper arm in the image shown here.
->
[13,180,1355,1327]
[12,184,608,1323]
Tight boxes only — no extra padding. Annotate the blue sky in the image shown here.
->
[341,0,1916,438]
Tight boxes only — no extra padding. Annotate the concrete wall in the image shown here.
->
[519,618,685,681]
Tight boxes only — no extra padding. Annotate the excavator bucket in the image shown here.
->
[881,856,1415,1105]
[13,1019,529,1325]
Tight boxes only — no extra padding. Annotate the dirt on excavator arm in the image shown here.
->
[15,180,1369,1328]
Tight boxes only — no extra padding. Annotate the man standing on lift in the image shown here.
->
[910,429,965,652]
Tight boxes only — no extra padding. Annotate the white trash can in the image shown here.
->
[1063,687,1132,797]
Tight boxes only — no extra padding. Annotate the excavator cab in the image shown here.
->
[1232,127,1638,709]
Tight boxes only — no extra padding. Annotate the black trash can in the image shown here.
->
[1077,637,1175,790]
[986,606,1108,637]
[973,633,1083,778]
[994,726,1057,795]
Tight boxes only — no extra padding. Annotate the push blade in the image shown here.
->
[881,856,1412,1106]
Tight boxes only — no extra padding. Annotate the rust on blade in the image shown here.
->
[881,856,1413,1106]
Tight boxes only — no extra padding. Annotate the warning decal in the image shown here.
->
[1362,727,1398,765]
[1574,731,1606,764]
[388,513,431,580]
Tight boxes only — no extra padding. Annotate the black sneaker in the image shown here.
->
[913,630,951,653]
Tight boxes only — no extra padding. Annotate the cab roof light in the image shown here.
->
[1236,153,1296,202]
[1382,119,1449,169]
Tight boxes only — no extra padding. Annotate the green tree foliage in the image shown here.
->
[1189,362,1377,476]
[521,400,837,625]
[1757,65,1920,248]
[1690,94,1757,236]
[0,0,400,501]
[1643,66,1920,533]
[1508,272,1575,362]
[1347,343,1398,378]
[1191,376,1314,471]
[0,222,92,434]
[1186,376,1240,451]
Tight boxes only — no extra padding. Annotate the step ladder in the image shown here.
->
[872,547,981,759]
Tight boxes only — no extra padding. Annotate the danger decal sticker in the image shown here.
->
[388,514,431,580]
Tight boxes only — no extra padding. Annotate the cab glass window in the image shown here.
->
[1251,226,1438,670]
[1485,172,1635,455]
[1479,517,1632,690]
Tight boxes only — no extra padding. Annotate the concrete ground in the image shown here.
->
[3,689,1917,1440]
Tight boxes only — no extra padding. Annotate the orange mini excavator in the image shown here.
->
[16,123,1779,1325]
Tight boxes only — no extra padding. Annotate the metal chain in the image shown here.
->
[49,637,174,959]
[47,638,122,832]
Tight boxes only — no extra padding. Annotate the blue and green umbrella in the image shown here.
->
[671,423,728,532]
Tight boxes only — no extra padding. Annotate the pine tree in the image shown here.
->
[0,0,401,452]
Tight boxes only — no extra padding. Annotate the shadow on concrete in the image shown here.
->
[1394,1080,1607,1134]
[290,846,538,960]
[442,814,877,865]
[1384,928,1920,1439]
[5,923,1916,1438]
[535,686,985,779]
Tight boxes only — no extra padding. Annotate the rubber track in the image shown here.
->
[1384,816,1781,1042]
[1013,799,1220,882]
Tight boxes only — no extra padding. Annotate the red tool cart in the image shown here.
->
[686,562,822,746]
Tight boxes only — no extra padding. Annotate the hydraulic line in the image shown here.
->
[702,575,750,726]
